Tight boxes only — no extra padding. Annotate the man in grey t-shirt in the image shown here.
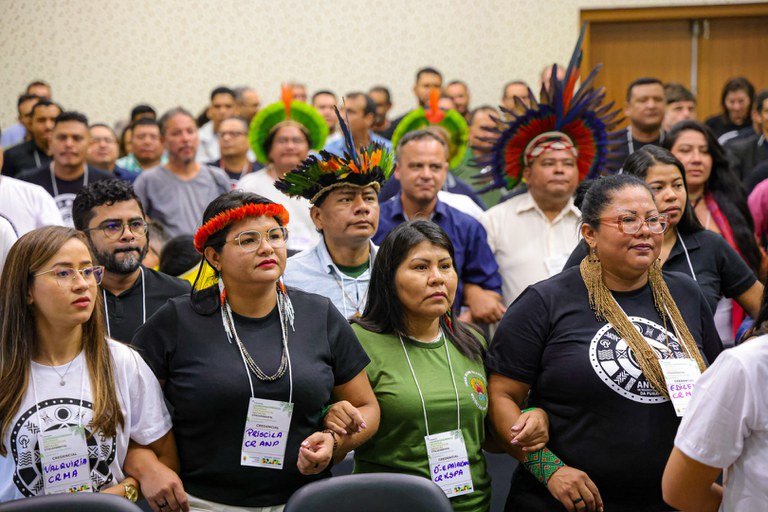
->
[134,107,230,238]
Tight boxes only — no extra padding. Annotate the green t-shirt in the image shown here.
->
[452,147,503,208]
[352,325,491,512]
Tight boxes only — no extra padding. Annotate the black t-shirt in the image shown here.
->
[131,287,370,507]
[102,266,190,344]
[564,230,756,316]
[17,164,114,225]
[0,140,51,178]
[612,128,663,170]
[487,267,722,511]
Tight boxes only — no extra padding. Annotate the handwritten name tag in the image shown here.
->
[425,429,473,498]
[39,426,92,494]
[660,358,701,417]
[241,397,293,469]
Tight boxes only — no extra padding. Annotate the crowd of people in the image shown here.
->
[1,28,767,512]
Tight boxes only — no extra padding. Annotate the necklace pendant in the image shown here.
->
[59,379,66,386]
[354,311,361,319]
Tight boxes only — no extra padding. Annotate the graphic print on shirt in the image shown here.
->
[463,370,488,412]
[11,398,116,496]
[55,193,76,227]
[589,316,685,404]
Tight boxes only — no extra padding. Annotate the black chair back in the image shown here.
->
[0,493,142,512]
[284,473,453,512]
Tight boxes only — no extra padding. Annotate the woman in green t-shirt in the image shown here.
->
[325,221,548,512]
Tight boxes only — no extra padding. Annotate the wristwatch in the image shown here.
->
[123,482,139,503]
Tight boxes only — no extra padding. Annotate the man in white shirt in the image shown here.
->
[480,142,581,306]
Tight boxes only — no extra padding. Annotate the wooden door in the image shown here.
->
[698,16,768,118]
[587,20,692,128]
[582,4,768,123]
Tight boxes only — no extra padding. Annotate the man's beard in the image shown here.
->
[95,245,149,275]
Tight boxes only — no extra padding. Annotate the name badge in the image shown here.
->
[660,358,701,417]
[39,426,93,494]
[241,397,293,469]
[544,253,569,277]
[425,429,473,498]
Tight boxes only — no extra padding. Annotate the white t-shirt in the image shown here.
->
[674,334,768,511]
[437,191,484,220]
[237,169,320,252]
[0,340,171,500]
[0,176,64,236]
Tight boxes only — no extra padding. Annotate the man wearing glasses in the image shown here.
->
[72,179,190,344]
[208,116,262,186]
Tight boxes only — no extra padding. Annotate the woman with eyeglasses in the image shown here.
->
[132,191,379,512]
[488,174,722,512]
[565,146,763,333]
[0,226,187,510]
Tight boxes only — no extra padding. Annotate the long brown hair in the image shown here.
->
[0,227,124,455]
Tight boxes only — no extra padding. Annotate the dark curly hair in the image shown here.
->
[72,179,146,231]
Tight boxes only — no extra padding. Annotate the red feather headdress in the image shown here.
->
[193,203,290,254]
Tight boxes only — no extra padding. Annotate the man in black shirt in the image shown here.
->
[614,77,666,168]
[73,179,190,343]
[1,99,60,177]
[17,111,113,226]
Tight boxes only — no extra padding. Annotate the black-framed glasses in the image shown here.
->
[599,214,669,234]
[85,220,148,240]
[225,227,288,252]
[34,266,105,286]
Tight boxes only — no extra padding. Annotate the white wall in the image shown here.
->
[0,0,756,129]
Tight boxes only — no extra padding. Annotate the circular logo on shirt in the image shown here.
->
[589,316,686,403]
[11,398,117,496]
[463,370,488,412]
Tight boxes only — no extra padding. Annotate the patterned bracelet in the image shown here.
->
[523,447,565,486]
[322,429,338,455]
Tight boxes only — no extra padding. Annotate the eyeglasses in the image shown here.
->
[34,266,105,286]
[599,214,669,234]
[219,131,247,139]
[225,227,289,252]
[85,220,148,240]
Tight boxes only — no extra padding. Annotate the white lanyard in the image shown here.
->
[676,232,697,281]
[399,331,460,436]
[332,252,373,319]
[34,148,42,168]
[626,126,664,155]
[31,353,87,427]
[102,267,146,338]
[50,163,88,197]
[221,292,293,403]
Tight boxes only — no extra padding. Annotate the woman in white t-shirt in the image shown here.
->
[0,226,187,511]
[663,291,768,511]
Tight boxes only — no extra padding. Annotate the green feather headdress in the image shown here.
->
[275,106,395,204]
[248,85,329,163]
[390,88,469,168]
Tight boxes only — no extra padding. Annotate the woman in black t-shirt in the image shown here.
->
[132,191,379,511]
[488,175,722,512]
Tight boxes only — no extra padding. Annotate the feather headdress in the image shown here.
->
[275,105,394,204]
[390,88,469,168]
[248,85,329,163]
[479,24,624,191]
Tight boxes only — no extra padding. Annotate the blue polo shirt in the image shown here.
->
[373,196,502,312]
[323,131,392,157]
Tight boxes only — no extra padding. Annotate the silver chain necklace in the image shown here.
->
[50,357,77,386]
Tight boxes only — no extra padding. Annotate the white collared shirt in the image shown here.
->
[480,192,580,306]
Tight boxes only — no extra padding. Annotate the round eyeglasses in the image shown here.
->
[599,214,669,234]
[225,227,289,252]
[85,220,148,240]
[34,266,105,287]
